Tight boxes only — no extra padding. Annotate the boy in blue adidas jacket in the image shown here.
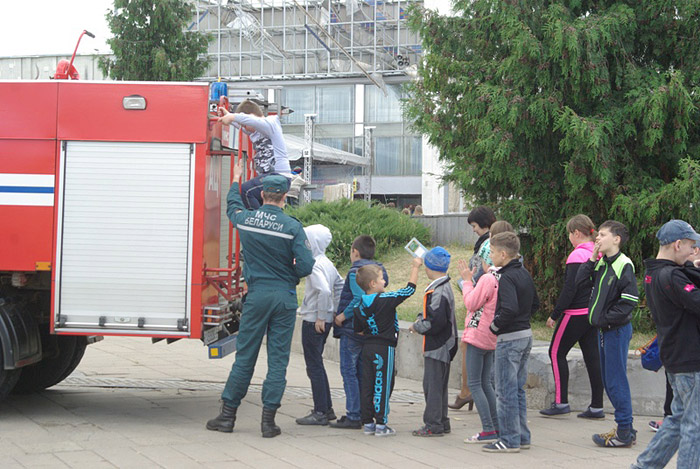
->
[353,256,421,437]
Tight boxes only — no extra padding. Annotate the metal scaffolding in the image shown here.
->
[192,0,422,81]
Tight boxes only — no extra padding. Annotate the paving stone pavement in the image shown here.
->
[0,336,674,468]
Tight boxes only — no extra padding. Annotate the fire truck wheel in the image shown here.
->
[51,336,88,386]
[12,335,87,394]
[0,345,22,400]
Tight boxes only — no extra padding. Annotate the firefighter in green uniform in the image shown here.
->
[207,160,315,438]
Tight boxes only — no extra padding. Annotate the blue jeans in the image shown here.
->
[466,344,498,433]
[632,371,700,469]
[495,335,532,448]
[600,323,633,429]
[339,334,363,421]
[301,320,332,413]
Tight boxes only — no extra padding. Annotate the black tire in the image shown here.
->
[52,336,88,385]
[12,335,86,394]
[0,343,21,400]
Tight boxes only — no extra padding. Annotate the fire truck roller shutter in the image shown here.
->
[54,141,194,334]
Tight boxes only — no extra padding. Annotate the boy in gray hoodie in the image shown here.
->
[296,224,344,425]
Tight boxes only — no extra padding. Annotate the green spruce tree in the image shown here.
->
[100,0,211,81]
[406,1,700,316]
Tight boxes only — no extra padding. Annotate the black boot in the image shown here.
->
[261,407,281,438]
[206,402,237,433]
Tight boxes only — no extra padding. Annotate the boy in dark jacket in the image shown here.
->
[354,257,421,436]
[485,232,539,453]
[409,247,458,437]
[331,235,389,429]
[575,220,639,448]
[632,220,700,469]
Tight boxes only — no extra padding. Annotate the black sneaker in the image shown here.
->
[329,416,362,429]
[295,411,329,426]
[326,408,337,421]
[411,426,444,437]
[539,402,571,417]
[577,407,605,420]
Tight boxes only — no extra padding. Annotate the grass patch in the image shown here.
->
[297,243,655,350]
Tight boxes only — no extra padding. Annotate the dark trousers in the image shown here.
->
[664,370,674,417]
[548,313,604,408]
[360,343,395,425]
[240,173,289,209]
[301,320,332,413]
[423,357,450,433]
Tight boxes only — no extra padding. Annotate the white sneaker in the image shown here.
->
[374,425,396,437]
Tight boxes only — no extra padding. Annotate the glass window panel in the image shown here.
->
[365,84,403,123]
[374,136,402,176]
[404,136,422,176]
[282,87,315,124]
[317,86,353,123]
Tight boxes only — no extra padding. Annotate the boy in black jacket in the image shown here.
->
[485,232,539,453]
[409,247,458,437]
[632,220,700,469]
[354,257,421,436]
[575,220,639,448]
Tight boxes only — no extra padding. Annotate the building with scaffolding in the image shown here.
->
[191,0,432,209]
[0,0,462,213]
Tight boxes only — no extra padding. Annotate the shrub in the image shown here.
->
[288,200,431,265]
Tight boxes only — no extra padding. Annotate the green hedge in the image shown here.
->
[287,200,432,265]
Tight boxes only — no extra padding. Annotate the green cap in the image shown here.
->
[262,174,289,193]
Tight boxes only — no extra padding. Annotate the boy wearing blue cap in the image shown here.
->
[409,246,459,437]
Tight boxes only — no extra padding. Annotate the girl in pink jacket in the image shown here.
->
[458,247,499,444]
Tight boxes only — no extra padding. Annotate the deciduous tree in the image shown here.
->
[100,0,211,81]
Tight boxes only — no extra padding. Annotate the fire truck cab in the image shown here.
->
[0,79,246,398]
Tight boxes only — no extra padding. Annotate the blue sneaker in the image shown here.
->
[539,402,571,417]
[363,423,376,435]
[482,440,520,453]
[592,428,635,448]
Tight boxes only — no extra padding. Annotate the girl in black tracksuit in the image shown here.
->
[541,215,604,418]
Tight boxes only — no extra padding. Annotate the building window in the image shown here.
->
[317,86,354,123]
[282,87,315,124]
[365,84,403,123]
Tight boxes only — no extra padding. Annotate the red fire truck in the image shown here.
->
[0,78,249,400]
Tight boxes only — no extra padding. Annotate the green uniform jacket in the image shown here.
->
[227,182,315,289]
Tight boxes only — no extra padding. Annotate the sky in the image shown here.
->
[0,0,114,57]
[0,0,453,57]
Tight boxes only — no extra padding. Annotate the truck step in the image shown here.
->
[208,334,237,359]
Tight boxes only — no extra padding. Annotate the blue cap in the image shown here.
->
[656,220,700,245]
[262,174,289,193]
[424,246,451,273]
